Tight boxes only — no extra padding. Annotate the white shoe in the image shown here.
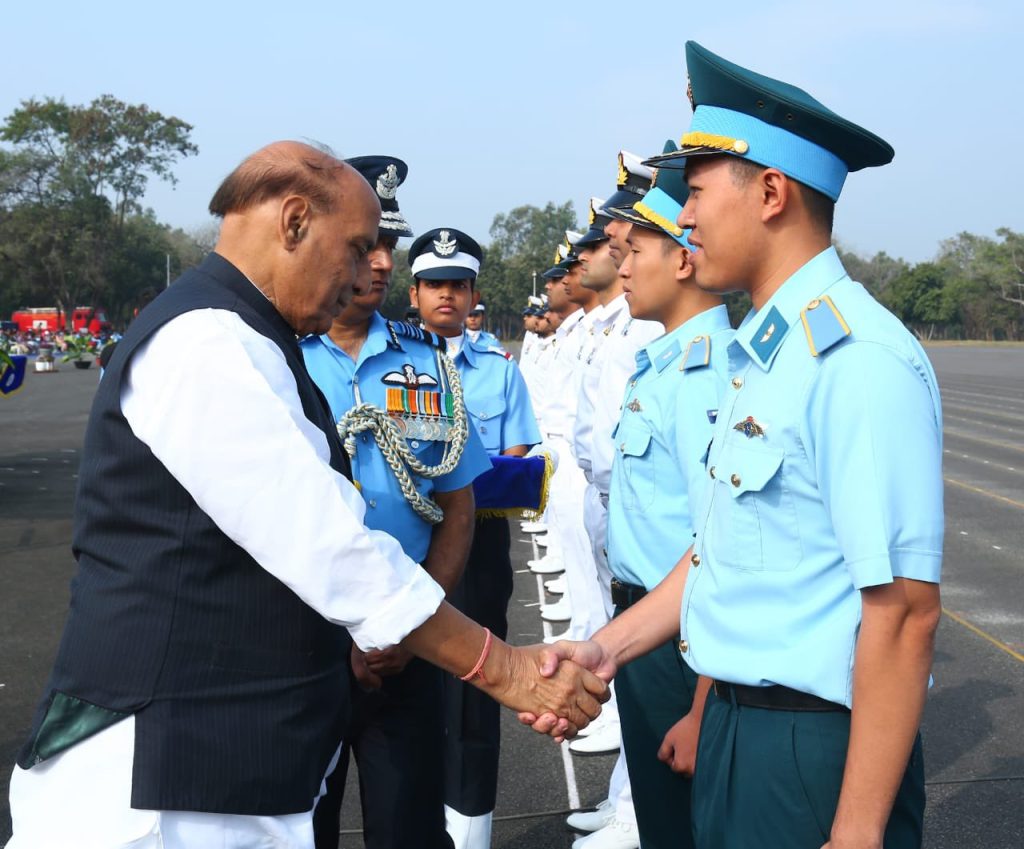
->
[535,534,550,547]
[540,598,572,622]
[566,799,614,833]
[528,555,564,575]
[569,719,620,755]
[545,576,566,594]
[445,806,493,849]
[521,521,547,533]
[543,628,571,645]
[571,817,639,849]
[573,708,614,738]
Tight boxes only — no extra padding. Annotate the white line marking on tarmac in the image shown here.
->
[528,535,580,810]
[960,531,968,536]
[561,741,581,810]
[993,545,1003,551]
[515,568,532,573]
[523,602,541,608]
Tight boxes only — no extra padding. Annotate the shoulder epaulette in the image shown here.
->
[679,334,711,371]
[386,320,446,351]
[485,345,514,361]
[799,295,850,357]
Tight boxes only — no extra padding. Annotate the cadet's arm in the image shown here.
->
[502,445,529,457]
[826,577,940,849]
[520,550,694,735]
[593,550,692,669]
[423,484,476,595]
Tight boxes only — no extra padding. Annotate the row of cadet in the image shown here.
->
[512,134,703,849]
[298,37,941,849]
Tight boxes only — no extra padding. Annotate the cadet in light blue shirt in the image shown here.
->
[552,43,943,849]
[465,301,501,350]
[408,227,540,849]
[603,163,732,849]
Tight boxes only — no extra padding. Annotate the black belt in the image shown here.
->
[610,578,647,609]
[712,680,848,713]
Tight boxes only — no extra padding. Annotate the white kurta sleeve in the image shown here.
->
[120,308,444,651]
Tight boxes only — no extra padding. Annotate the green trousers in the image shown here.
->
[693,690,925,849]
[615,623,697,849]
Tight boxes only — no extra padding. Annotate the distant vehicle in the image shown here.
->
[11,307,111,335]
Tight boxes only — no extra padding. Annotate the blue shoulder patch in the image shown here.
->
[749,306,788,365]
[386,320,445,351]
[680,335,711,371]
[800,296,850,357]
[653,339,682,373]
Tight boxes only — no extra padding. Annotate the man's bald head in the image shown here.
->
[209,141,381,336]
[209,141,348,218]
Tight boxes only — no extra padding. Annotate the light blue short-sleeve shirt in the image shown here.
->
[607,305,733,590]
[453,337,541,457]
[301,314,491,563]
[681,248,944,707]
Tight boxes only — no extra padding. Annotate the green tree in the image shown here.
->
[0,95,198,329]
[835,241,910,299]
[881,262,957,340]
[484,202,578,339]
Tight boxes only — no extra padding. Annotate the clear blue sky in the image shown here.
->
[2,0,1020,263]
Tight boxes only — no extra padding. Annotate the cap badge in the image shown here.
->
[733,416,766,439]
[433,230,458,257]
[376,164,399,200]
[686,75,695,111]
[617,153,628,188]
[588,205,596,226]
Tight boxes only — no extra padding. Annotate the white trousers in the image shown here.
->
[543,437,608,640]
[582,483,615,621]
[7,716,321,849]
[609,745,636,826]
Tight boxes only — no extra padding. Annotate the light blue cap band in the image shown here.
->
[689,105,849,200]
[632,188,695,250]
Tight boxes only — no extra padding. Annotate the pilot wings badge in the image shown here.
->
[433,230,458,257]
[732,416,766,439]
[376,164,399,200]
[382,364,439,388]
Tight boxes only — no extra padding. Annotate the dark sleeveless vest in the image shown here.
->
[18,253,355,816]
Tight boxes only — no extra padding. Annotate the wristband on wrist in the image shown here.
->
[459,628,493,683]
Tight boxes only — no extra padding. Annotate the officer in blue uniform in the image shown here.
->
[464,301,500,349]
[408,228,541,849]
[603,160,732,849]
[301,157,491,849]
[539,42,943,849]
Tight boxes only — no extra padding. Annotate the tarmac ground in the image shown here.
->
[1,346,1022,847]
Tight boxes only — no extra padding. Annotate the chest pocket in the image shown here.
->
[707,439,802,571]
[467,395,506,453]
[614,421,656,511]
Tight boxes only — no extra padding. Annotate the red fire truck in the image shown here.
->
[11,306,111,335]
